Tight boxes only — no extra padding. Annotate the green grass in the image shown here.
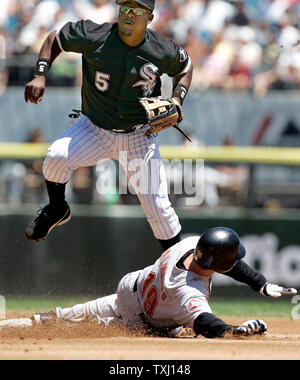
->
[5,296,92,313]
[210,299,294,318]
[3,297,295,319]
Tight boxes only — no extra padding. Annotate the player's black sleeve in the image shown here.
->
[57,20,102,54]
[193,313,235,338]
[224,260,267,292]
[166,41,190,77]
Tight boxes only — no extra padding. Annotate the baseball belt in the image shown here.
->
[69,110,147,134]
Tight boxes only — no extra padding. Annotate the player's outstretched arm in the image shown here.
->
[193,312,267,338]
[224,260,297,298]
[224,259,267,291]
[24,31,62,105]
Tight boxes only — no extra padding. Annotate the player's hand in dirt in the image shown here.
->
[24,76,46,105]
[260,283,298,298]
[235,320,267,336]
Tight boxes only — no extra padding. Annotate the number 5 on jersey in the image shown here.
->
[142,272,158,317]
[95,71,110,92]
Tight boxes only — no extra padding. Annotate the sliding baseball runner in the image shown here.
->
[1,228,297,338]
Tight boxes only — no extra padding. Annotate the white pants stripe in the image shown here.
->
[42,115,181,240]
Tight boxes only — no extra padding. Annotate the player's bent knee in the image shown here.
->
[42,153,72,182]
[43,154,68,172]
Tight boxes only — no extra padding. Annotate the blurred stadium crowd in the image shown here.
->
[0,0,300,95]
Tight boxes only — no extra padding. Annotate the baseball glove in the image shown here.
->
[139,96,183,137]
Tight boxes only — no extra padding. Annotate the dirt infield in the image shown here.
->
[0,313,299,360]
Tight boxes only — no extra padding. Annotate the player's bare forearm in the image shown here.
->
[36,30,62,66]
[172,63,193,104]
[173,63,193,89]
[25,31,62,104]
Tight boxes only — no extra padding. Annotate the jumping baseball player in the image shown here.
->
[2,227,297,338]
[24,0,193,251]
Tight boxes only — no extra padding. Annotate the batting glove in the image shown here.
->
[235,320,267,336]
[260,283,298,298]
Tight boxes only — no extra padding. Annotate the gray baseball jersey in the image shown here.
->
[136,236,213,329]
[55,236,213,332]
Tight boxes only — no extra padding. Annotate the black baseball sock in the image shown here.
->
[45,179,67,209]
[158,232,181,251]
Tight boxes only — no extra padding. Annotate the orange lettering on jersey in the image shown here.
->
[161,263,167,273]
[144,286,158,317]
[159,249,171,297]
[142,272,155,297]
[160,249,171,269]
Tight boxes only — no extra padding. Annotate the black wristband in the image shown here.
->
[172,84,188,104]
[34,59,51,77]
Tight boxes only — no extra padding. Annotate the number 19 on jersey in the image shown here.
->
[142,272,158,317]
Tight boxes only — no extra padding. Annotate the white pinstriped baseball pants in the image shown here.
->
[42,115,181,240]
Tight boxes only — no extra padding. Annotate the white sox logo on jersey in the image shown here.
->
[133,63,159,96]
[179,47,188,63]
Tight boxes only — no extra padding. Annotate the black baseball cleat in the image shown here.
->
[25,202,71,242]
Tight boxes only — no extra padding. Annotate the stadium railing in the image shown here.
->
[0,143,300,165]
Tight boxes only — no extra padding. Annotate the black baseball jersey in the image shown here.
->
[56,20,190,131]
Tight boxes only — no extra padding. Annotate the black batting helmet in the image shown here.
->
[194,227,246,273]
